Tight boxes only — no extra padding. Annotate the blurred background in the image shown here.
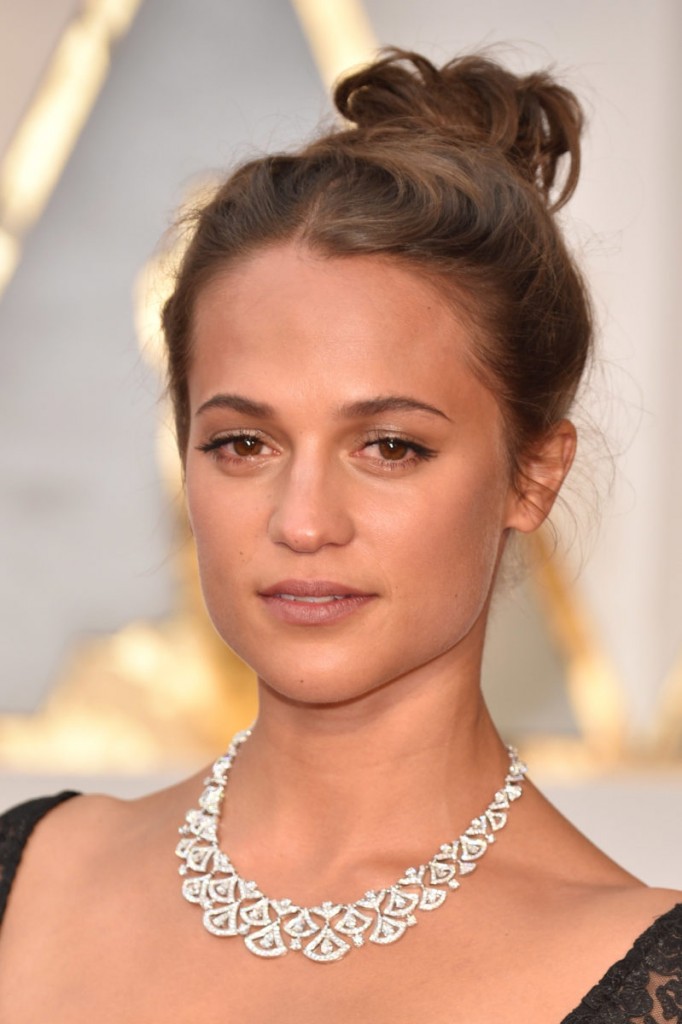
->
[0,0,680,884]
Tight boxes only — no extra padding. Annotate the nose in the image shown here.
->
[267,451,355,553]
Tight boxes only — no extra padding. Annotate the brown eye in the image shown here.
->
[232,436,264,457]
[377,438,410,461]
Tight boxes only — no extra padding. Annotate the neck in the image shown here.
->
[219,659,509,876]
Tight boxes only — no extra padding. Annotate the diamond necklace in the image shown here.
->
[176,729,527,963]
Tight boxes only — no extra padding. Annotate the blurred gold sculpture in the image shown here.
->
[0,0,145,300]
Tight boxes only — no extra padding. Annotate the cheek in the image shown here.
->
[185,473,249,587]
[423,464,508,551]
[402,472,510,609]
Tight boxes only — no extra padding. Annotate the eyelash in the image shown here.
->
[196,432,437,470]
[360,434,437,469]
[196,431,272,461]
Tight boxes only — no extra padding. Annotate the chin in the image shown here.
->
[261,678,372,709]
[254,655,388,708]
[209,597,487,711]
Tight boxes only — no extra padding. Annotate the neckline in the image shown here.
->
[560,901,682,1023]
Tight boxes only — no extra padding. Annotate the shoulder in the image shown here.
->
[563,893,682,1023]
[0,791,80,841]
[0,792,80,920]
[2,772,204,898]
[0,791,123,863]
[0,777,206,973]
[627,889,682,955]
[6,786,171,873]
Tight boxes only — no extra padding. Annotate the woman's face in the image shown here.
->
[184,245,536,705]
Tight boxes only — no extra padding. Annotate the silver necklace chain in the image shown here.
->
[176,729,527,963]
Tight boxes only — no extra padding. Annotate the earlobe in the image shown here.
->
[506,420,577,533]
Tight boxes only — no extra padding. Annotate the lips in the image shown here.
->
[258,580,376,625]
[260,580,369,598]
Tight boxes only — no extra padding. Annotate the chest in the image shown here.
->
[0,893,591,1024]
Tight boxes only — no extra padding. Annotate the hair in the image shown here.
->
[162,48,592,483]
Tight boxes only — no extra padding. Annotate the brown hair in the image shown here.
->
[162,49,592,479]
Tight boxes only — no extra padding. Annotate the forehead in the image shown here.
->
[188,244,494,416]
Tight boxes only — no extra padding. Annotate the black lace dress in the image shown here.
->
[1,795,680,1022]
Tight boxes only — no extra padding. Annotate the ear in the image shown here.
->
[505,419,577,534]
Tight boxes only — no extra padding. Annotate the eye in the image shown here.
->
[196,432,274,462]
[374,438,411,461]
[229,435,265,457]
[360,435,437,469]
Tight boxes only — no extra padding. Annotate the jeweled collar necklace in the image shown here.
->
[176,729,527,963]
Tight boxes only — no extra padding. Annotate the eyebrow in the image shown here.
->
[340,396,451,422]
[196,394,275,417]
[196,393,451,422]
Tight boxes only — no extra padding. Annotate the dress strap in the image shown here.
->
[0,791,80,926]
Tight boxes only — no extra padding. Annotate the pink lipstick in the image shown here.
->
[258,580,376,626]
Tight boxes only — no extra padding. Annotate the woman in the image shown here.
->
[0,50,680,1023]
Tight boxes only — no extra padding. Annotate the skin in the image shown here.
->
[0,244,678,1024]
[186,249,536,703]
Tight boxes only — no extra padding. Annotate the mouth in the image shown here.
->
[258,580,376,625]
[259,579,372,599]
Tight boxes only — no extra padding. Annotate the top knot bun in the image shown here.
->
[334,49,583,210]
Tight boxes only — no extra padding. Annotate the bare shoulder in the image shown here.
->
[613,885,682,925]
[0,775,210,1007]
[474,783,681,1011]
[521,781,673,879]
[509,783,681,951]
[10,772,204,882]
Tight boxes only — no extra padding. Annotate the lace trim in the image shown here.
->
[563,903,682,1023]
